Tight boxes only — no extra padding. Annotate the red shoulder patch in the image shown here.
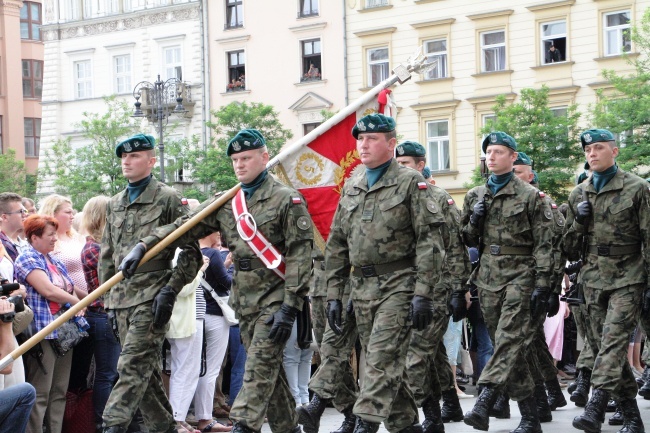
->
[181,198,189,205]
[538,191,545,198]
[418,182,427,190]
[551,203,557,209]
[292,196,302,205]
[447,198,455,205]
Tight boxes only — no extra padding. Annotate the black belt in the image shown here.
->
[483,245,533,256]
[588,244,641,257]
[235,257,266,272]
[351,257,416,278]
[133,259,173,274]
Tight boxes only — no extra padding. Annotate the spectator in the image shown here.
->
[0,193,29,261]
[14,215,81,433]
[443,317,473,398]
[21,199,36,216]
[283,320,313,407]
[546,43,562,63]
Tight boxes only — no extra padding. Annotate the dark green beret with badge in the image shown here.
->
[115,134,156,157]
[482,131,517,153]
[351,113,396,139]
[580,129,615,149]
[396,140,426,158]
[227,128,267,156]
[514,151,532,166]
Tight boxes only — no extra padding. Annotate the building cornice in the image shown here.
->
[215,35,251,45]
[410,99,460,112]
[467,9,514,21]
[289,22,327,33]
[410,18,456,29]
[353,27,397,37]
[526,0,576,12]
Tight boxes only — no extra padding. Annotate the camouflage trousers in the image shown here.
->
[640,312,650,364]
[311,295,327,349]
[103,302,175,433]
[406,306,454,405]
[309,302,359,412]
[478,284,536,401]
[570,303,595,370]
[230,306,298,433]
[584,284,642,399]
[526,315,558,384]
[353,291,418,432]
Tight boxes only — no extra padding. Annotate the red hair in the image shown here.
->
[23,215,59,243]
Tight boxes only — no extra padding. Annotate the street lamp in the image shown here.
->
[132,74,188,183]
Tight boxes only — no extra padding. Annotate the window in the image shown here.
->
[226,0,243,29]
[22,60,43,99]
[74,60,92,99]
[227,50,245,91]
[24,118,41,157]
[114,55,132,94]
[303,123,320,135]
[550,107,568,117]
[299,0,318,17]
[541,20,566,64]
[365,0,388,8]
[424,38,448,80]
[20,2,41,41]
[426,120,450,171]
[105,0,119,14]
[604,10,631,56]
[480,30,506,72]
[163,46,182,80]
[63,0,80,20]
[367,47,389,87]
[301,39,321,81]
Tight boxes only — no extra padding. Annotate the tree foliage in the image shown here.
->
[0,150,36,197]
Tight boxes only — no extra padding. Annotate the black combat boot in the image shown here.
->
[421,396,444,433]
[103,427,127,433]
[352,418,380,433]
[545,378,567,410]
[232,422,258,433]
[440,389,464,422]
[289,427,303,433]
[571,368,592,407]
[607,398,617,412]
[533,383,552,423]
[572,388,610,433]
[617,397,645,433]
[639,366,650,400]
[608,401,624,426]
[568,370,580,394]
[398,423,424,433]
[489,391,510,419]
[297,393,331,433]
[510,396,542,433]
[463,386,499,431]
[331,408,357,433]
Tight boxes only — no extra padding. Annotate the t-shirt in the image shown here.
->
[47,262,70,315]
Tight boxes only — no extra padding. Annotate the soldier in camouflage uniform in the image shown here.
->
[395,141,470,433]
[324,114,446,433]
[461,132,553,433]
[100,133,202,433]
[565,129,649,433]
[310,251,328,347]
[120,129,313,433]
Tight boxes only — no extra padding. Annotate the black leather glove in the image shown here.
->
[469,200,487,227]
[449,290,468,322]
[575,201,592,225]
[642,288,650,318]
[530,286,550,319]
[327,299,343,336]
[409,295,434,331]
[118,243,147,279]
[346,299,355,319]
[107,310,120,342]
[264,303,299,344]
[151,285,177,329]
[547,293,560,318]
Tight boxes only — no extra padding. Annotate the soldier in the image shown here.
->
[100,133,202,433]
[325,114,446,433]
[119,129,313,433]
[565,129,649,433]
[395,140,470,433]
[461,132,553,433]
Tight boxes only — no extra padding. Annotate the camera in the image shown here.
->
[0,280,24,322]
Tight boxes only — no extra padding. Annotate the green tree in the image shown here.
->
[467,86,582,202]
[0,149,35,197]
[589,8,650,178]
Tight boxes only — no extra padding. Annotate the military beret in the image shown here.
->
[396,141,426,158]
[422,166,431,179]
[514,151,532,166]
[482,131,517,153]
[351,113,396,139]
[227,128,266,156]
[115,134,156,157]
[532,170,539,185]
[576,172,589,185]
[580,129,615,149]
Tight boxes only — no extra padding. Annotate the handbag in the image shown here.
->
[62,388,95,433]
[460,319,474,377]
[50,307,89,358]
[201,278,239,326]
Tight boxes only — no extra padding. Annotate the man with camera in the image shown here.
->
[0,193,28,262]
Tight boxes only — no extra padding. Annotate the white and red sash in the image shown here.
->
[232,189,286,280]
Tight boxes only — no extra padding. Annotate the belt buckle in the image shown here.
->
[361,265,377,278]
[239,258,252,271]
[490,245,501,255]
[597,246,610,256]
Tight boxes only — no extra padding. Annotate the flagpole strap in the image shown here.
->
[232,190,286,280]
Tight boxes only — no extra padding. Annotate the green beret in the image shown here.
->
[532,170,539,185]
[396,141,426,158]
[422,166,431,179]
[351,114,396,139]
[514,151,532,166]
[482,131,517,153]
[115,134,156,157]
[227,128,266,156]
[580,129,615,149]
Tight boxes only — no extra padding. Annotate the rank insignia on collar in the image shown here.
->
[418,182,427,190]
[448,198,455,205]
[292,197,302,204]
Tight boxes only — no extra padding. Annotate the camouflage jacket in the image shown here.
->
[100,177,202,309]
[141,174,314,317]
[325,160,446,302]
[545,195,566,295]
[564,168,650,290]
[461,175,553,291]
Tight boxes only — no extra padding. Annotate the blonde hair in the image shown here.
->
[81,196,110,241]
[39,194,76,237]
